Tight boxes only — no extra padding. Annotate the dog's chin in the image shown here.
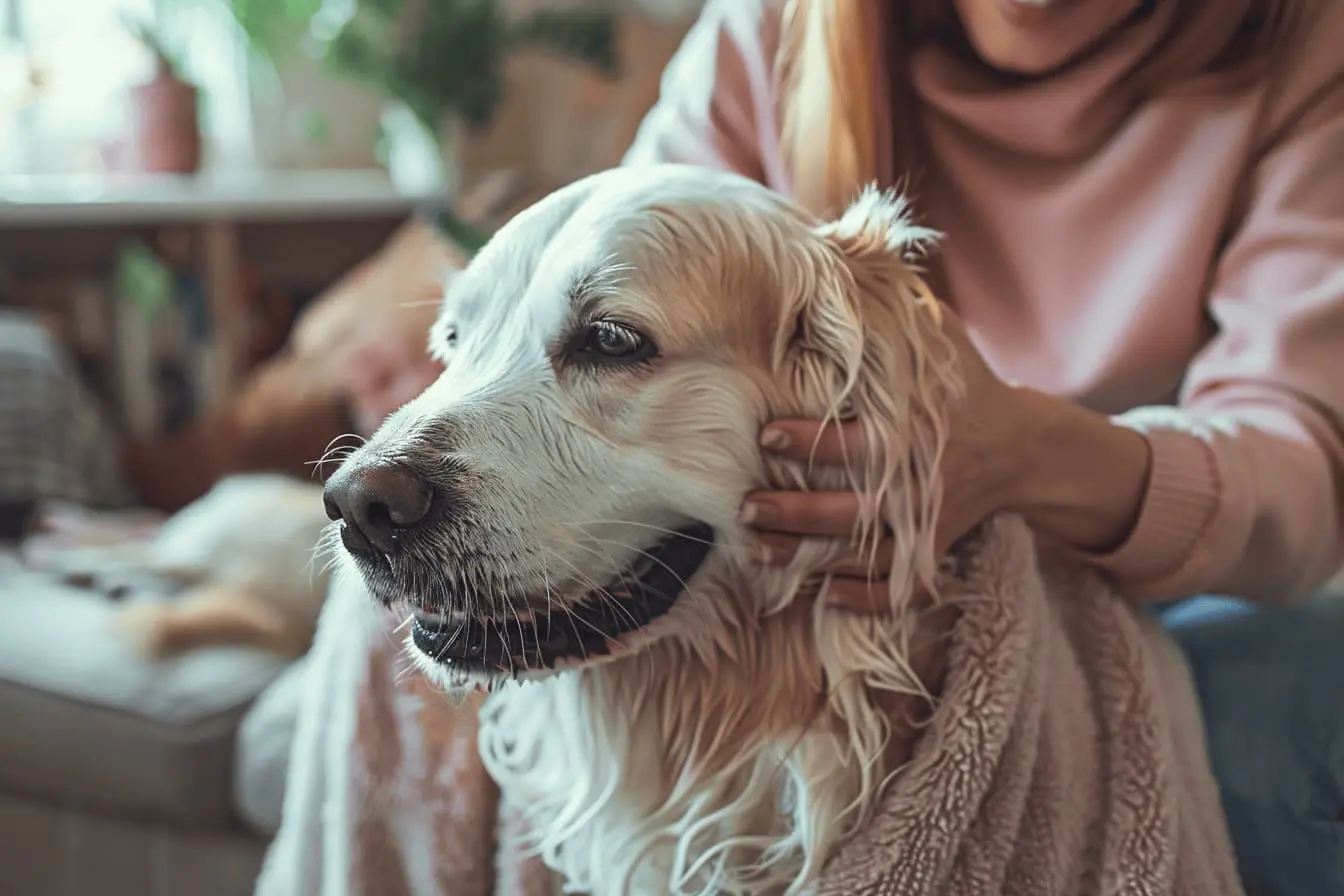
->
[404,522,716,685]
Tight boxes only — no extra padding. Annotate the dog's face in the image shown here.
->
[324,165,957,687]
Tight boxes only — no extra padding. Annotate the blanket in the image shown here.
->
[256,518,1243,895]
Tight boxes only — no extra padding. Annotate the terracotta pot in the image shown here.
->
[130,61,202,174]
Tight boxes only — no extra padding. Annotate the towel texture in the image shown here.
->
[257,518,1242,895]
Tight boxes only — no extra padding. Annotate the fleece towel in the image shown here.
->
[256,518,1243,896]
[255,576,520,896]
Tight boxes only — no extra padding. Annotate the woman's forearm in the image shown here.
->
[1005,388,1153,555]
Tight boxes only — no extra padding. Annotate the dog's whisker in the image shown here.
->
[502,589,529,678]
[532,542,642,628]
[307,440,362,481]
[581,535,704,610]
[522,578,636,657]
[306,526,342,585]
[534,543,625,605]
[312,434,365,462]
[558,606,611,660]
[555,519,717,547]
[548,542,659,634]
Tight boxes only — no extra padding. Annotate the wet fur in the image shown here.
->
[340,166,963,894]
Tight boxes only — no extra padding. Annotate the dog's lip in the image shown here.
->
[410,522,715,675]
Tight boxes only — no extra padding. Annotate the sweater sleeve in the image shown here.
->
[620,0,787,188]
[1089,67,1344,605]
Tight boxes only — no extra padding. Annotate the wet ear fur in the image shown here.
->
[782,185,963,604]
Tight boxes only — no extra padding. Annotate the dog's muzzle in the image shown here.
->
[324,455,717,677]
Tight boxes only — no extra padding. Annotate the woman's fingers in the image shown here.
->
[751,533,900,614]
[742,490,882,538]
[825,575,898,613]
[759,419,869,466]
[753,532,895,578]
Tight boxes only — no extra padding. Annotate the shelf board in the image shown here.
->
[0,169,442,228]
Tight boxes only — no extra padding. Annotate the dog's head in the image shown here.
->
[324,164,961,688]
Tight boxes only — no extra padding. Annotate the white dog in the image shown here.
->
[323,164,960,895]
[47,474,332,658]
[321,164,1239,896]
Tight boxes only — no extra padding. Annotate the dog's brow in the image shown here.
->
[566,257,631,309]
[567,269,604,308]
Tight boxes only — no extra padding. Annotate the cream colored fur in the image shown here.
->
[55,473,332,659]
[335,165,967,895]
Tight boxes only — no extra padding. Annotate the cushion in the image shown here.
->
[289,215,463,384]
[123,352,349,512]
[0,309,132,509]
[233,655,310,835]
[0,552,290,827]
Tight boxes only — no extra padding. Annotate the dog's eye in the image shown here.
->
[577,321,655,364]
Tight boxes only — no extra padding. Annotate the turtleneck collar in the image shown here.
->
[903,1,1181,162]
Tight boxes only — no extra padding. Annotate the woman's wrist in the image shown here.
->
[1002,388,1152,554]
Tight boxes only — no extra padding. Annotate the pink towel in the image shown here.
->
[257,514,1241,895]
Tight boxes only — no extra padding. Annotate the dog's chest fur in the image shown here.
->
[476,580,900,896]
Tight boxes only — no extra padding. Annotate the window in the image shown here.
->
[0,0,252,176]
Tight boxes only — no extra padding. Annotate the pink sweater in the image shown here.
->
[624,0,1344,605]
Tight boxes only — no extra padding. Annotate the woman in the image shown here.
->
[315,0,1342,891]
[619,1,1339,893]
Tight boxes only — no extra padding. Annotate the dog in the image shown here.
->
[322,163,966,895]
[322,164,1240,895]
[46,474,332,659]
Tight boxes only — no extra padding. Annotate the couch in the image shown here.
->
[0,212,471,896]
[0,549,306,896]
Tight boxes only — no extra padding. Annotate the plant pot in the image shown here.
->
[379,100,460,200]
[130,63,203,175]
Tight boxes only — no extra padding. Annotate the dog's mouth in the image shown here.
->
[411,522,715,676]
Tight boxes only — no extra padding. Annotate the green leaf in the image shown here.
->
[227,0,322,57]
[295,105,330,144]
[220,0,618,138]
[114,244,175,323]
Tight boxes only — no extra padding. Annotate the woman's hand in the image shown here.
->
[741,308,1153,612]
[743,309,1025,609]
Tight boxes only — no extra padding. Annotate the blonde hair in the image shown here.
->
[777,0,886,218]
[777,0,1304,219]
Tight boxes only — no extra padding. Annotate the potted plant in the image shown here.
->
[224,0,620,251]
[123,13,203,175]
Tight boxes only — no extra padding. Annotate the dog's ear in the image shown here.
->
[782,186,962,603]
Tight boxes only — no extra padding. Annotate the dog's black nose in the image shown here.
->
[323,461,434,555]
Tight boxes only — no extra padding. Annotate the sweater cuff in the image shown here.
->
[1084,415,1222,592]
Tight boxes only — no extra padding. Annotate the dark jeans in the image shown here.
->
[1163,596,1344,896]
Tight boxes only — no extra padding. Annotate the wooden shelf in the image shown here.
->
[0,169,442,228]
[0,168,446,413]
